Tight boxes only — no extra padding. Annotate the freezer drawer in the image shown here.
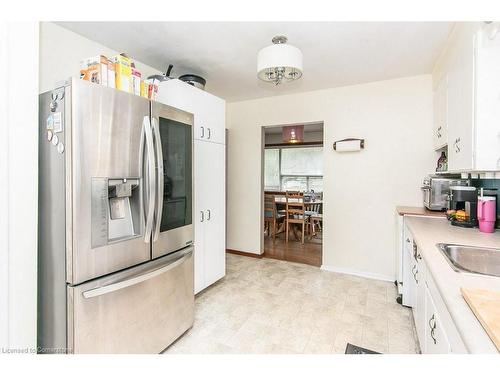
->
[67,247,194,354]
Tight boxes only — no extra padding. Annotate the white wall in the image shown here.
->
[39,22,160,93]
[226,75,435,280]
[0,21,39,352]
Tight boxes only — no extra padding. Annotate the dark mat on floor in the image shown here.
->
[345,343,380,354]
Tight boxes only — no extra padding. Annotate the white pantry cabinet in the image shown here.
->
[157,79,226,294]
[434,23,500,171]
[195,140,226,289]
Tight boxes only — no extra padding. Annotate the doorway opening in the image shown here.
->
[261,122,324,267]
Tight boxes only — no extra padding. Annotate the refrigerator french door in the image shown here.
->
[150,102,194,259]
[38,79,194,353]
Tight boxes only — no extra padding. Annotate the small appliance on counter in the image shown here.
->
[477,189,497,233]
[422,175,469,211]
[448,186,478,228]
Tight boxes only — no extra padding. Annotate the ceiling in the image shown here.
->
[57,22,453,102]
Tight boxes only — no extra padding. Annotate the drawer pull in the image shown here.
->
[82,249,192,299]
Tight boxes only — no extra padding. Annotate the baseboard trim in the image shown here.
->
[320,264,394,283]
[226,249,264,259]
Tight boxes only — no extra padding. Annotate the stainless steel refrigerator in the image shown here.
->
[38,78,194,354]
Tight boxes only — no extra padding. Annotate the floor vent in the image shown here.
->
[345,343,380,354]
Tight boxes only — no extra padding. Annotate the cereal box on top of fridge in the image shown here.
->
[107,59,116,89]
[112,54,132,93]
[80,64,101,85]
[131,68,141,96]
[80,55,108,86]
[140,80,148,98]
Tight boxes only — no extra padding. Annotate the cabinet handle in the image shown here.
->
[207,128,211,139]
[412,265,418,284]
[206,209,211,221]
[200,211,204,222]
[429,314,437,344]
[406,238,410,243]
[454,138,461,153]
[201,126,205,138]
[417,253,422,260]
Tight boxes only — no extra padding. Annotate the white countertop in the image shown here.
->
[405,216,500,353]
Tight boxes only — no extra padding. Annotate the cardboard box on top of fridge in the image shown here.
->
[131,67,141,96]
[80,55,108,86]
[140,80,148,98]
[107,59,116,89]
[112,54,132,93]
[80,65,102,85]
[147,82,158,100]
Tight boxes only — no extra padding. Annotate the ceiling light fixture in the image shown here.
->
[257,36,303,85]
[282,125,304,144]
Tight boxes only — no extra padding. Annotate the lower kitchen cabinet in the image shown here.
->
[425,286,451,354]
[413,244,427,348]
[401,222,467,354]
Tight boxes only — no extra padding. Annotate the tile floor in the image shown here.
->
[165,254,419,354]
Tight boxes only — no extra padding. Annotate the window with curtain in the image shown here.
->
[264,146,323,192]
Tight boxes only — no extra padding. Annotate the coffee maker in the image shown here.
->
[450,186,477,228]
[449,186,478,228]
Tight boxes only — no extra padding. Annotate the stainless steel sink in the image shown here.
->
[437,243,500,277]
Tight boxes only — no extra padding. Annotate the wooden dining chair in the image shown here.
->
[285,191,308,244]
[309,213,323,236]
[264,194,285,243]
[308,202,322,233]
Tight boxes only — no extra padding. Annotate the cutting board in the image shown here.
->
[461,288,500,351]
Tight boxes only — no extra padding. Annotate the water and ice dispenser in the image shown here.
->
[91,178,142,248]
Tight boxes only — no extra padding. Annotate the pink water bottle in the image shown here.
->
[477,196,497,233]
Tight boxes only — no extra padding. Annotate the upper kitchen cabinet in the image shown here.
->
[474,26,500,171]
[433,74,448,151]
[434,23,500,172]
[156,79,226,144]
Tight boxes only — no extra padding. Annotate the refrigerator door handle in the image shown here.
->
[82,247,193,299]
[144,116,156,243]
[151,118,164,242]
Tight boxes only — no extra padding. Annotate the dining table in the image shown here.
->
[273,196,323,241]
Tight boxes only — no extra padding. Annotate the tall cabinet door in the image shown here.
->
[193,140,207,294]
[202,142,226,286]
[433,75,448,151]
[197,94,226,145]
[447,27,475,171]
